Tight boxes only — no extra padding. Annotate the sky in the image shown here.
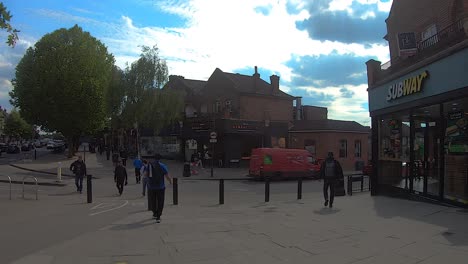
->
[0,0,393,126]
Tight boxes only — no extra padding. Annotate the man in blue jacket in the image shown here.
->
[133,156,143,184]
[146,154,172,223]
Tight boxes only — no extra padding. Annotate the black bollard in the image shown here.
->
[265,176,270,202]
[297,177,303,200]
[86,174,92,203]
[173,178,178,205]
[34,149,37,160]
[219,179,224,204]
[361,174,364,192]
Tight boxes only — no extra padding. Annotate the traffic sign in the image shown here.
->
[210,139,217,143]
[210,131,217,139]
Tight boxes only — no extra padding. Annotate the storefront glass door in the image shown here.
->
[412,104,441,196]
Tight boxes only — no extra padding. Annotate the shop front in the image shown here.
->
[368,48,468,206]
[182,118,289,167]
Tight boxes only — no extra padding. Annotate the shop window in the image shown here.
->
[354,140,361,157]
[443,98,468,202]
[304,139,316,155]
[214,101,221,113]
[339,140,347,158]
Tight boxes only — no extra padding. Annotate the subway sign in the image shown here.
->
[386,71,429,101]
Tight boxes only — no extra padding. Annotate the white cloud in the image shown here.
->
[295,83,370,126]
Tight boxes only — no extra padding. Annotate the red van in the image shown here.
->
[248,148,322,179]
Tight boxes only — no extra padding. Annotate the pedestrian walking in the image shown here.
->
[112,151,119,167]
[120,148,128,166]
[320,152,343,208]
[70,155,87,194]
[106,145,110,160]
[141,159,149,196]
[133,156,143,184]
[114,160,128,195]
[146,153,172,223]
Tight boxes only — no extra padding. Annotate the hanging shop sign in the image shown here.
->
[386,71,429,102]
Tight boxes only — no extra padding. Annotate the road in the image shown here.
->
[0,147,53,165]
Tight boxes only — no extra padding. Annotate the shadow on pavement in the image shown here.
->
[109,218,156,230]
[313,207,341,215]
[373,195,468,246]
[48,191,79,196]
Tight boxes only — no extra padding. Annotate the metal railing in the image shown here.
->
[1,175,12,200]
[418,18,465,51]
[22,176,38,200]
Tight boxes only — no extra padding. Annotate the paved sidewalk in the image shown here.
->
[9,190,468,264]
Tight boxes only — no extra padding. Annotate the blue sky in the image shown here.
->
[0,0,393,126]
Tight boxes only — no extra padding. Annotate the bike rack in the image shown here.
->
[1,175,12,200]
[22,176,38,200]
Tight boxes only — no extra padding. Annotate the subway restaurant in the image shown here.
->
[366,46,468,207]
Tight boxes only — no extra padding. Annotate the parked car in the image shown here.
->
[0,143,7,153]
[249,148,322,179]
[47,140,66,152]
[7,144,20,154]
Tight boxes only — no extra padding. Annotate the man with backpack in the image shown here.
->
[320,152,343,208]
[70,155,87,194]
[146,153,172,223]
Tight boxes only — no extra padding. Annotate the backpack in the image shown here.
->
[324,160,336,178]
[148,162,165,187]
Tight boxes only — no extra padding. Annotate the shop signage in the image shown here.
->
[386,71,429,102]
[397,32,417,56]
[232,122,256,130]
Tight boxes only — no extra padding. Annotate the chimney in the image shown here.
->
[253,66,260,78]
[365,59,381,87]
[295,97,302,120]
[270,74,280,94]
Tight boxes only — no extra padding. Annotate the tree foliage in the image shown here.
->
[0,2,19,46]
[4,109,32,139]
[10,25,114,155]
[120,45,182,132]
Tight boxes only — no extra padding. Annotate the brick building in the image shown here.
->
[366,0,468,206]
[165,67,296,166]
[289,105,370,171]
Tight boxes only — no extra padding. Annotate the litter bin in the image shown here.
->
[183,162,191,177]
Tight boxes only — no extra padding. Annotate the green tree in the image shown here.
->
[4,109,32,139]
[0,2,19,46]
[10,25,115,157]
[121,45,182,132]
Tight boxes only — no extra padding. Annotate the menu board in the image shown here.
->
[445,111,468,153]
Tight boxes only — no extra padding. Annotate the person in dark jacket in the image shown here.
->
[120,148,128,166]
[105,145,111,160]
[320,152,343,208]
[70,155,87,194]
[114,160,128,195]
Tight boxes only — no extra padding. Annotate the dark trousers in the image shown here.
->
[135,168,141,183]
[75,175,84,192]
[106,152,110,160]
[122,158,127,166]
[148,188,165,218]
[323,179,336,204]
[116,181,124,195]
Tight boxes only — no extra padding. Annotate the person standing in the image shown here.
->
[320,152,343,208]
[120,148,128,166]
[70,155,87,194]
[133,156,143,184]
[112,151,119,167]
[147,154,172,223]
[114,160,128,195]
[141,159,149,196]
[105,145,111,160]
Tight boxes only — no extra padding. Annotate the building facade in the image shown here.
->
[163,67,296,166]
[366,0,468,206]
[289,117,370,171]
